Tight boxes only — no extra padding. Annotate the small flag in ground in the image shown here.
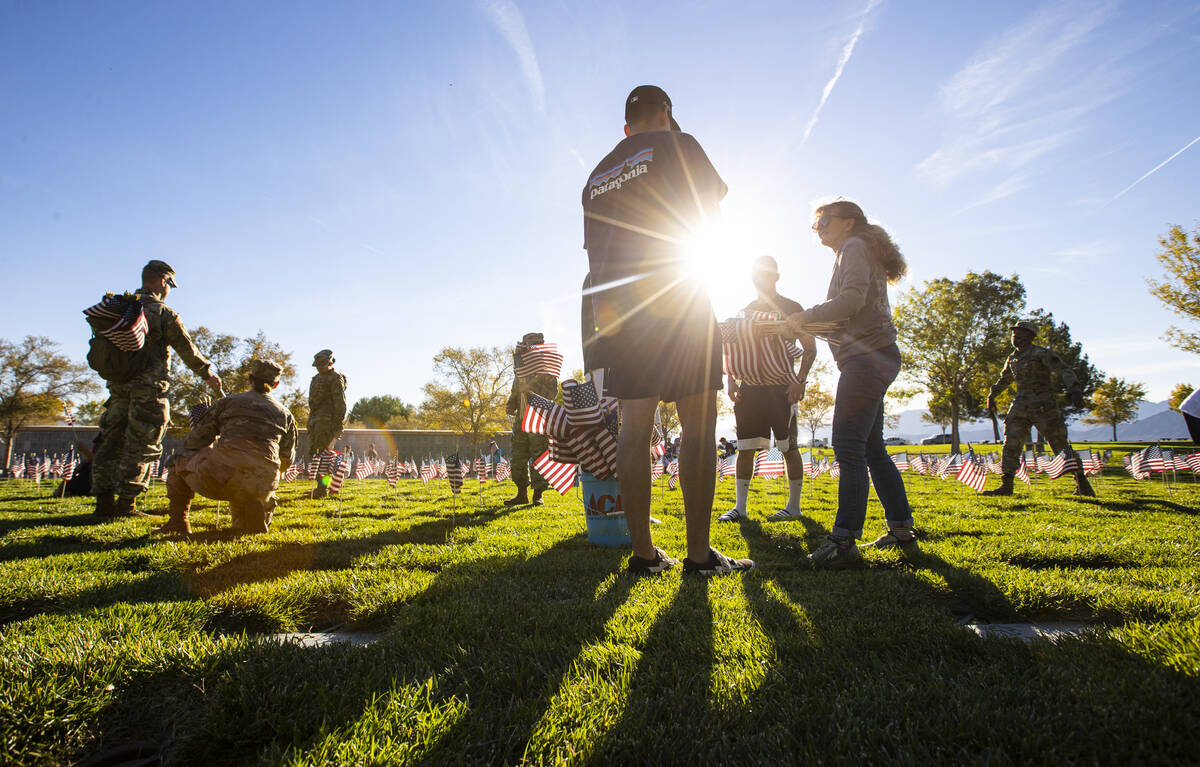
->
[1023,450,1039,473]
[446,456,464,493]
[829,460,841,479]
[1044,449,1080,479]
[474,456,488,484]
[718,453,737,480]
[533,448,577,494]
[1016,460,1031,484]
[1186,453,1200,474]
[956,457,987,492]
[891,452,909,472]
[755,448,786,479]
[651,459,664,480]
[514,343,564,377]
[420,460,436,484]
[329,453,350,495]
[355,458,372,480]
[495,457,511,482]
[385,460,399,487]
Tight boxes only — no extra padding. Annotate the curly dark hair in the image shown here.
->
[815,200,907,284]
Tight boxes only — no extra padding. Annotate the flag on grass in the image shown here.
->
[957,457,987,492]
[420,460,435,484]
[891,452,910,472]
[1186,453,1200,474]
[651,459,664,480]
[1022,450,1039,473]
[1044,449,1080,479]
[495,457,511,482]
[533,449,576,494]
[514,343,564,377]
[718,453,737,479]
[474,456,488,484]
[754,448,786,479]
[445,456,464,493]
[355,458,372,480]
[385,460,399,487]
[329,454,350,495]
[829,460,841,479]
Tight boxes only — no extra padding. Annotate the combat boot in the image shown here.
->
[504,487,529,506]
[113,495,151,518]
[155,495,191,536]
[1073,471,1096,497]
[530,488,545,506]
[93,494,117,518]
[308,480,328,500]
[981,475,1014,496]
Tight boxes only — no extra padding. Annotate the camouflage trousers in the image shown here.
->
[1000,408,1071,476]
[307,421,343,456]
[168,445,279,533]
[92,385,170,499]
[510,427,549,491]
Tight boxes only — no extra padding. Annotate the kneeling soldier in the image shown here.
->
[984,320,1094,497]
[158,359,299,535]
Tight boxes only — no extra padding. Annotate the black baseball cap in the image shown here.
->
[625,85,681,131]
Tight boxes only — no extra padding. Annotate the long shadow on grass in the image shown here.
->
[185,506,521,599]
[0,571,190,627]
[0,512,103,536]
[133,533,636,765]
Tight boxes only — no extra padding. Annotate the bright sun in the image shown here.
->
[681,215,767,319]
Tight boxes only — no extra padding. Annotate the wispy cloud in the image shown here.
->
[481,0,545,113]
[799,0,883,147]
[918,1,1119,193]
[1107,133,1200,204]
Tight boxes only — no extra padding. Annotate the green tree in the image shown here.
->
[0,337,99,468]
[1168,383,1194,411]
[167,328,297,430]
[894,271,1025,453]
[794,379,835,447]
[1147,223,1200,353]
[884,385,920,432]
[74,398,106,426]
[417,346,513,453]
[1083,377,1147,440]
[349,395,413,428]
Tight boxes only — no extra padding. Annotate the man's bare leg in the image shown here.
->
[782,449,803,480]
[676,388,718,563]
[617,396,659,560]
[736,449,756,481]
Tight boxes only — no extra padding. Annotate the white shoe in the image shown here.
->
[766,508,804,521]
[717,507,747,522]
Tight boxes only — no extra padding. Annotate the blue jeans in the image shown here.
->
[830,343,914,539]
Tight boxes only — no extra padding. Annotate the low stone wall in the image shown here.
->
[4,426,511,465]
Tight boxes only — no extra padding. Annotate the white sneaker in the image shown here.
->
[766,508,804,521]
[717,507,747,522]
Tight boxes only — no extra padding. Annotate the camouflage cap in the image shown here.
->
[521,332,544,346]
[143,259,177,288]
[1010,320,1038,334]
[250,358,282,384]
[312,349,335,367]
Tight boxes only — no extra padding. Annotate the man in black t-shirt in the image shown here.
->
[718,256,817,524]
[582,85,752,578]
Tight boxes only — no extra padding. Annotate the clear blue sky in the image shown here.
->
[3,0,1199,413]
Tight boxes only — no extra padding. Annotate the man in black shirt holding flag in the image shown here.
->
[582,85,753,577]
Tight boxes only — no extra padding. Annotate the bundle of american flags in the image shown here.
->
[522,374,619,483]
[514,343,564,378]
[720,311,804,386]
[83,293,149,352]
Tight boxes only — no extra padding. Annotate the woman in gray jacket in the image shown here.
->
[785,200,917,567]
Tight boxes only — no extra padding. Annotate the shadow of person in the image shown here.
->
[81,533,635,766]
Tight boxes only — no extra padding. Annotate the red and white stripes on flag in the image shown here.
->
[754,448,786,479]
[474,456,489,484]
[717,453,737,480]
[445,456,464,493]
[63,404,76,426]
[495,457,511,482]
[419,461,436,484]
[84,293,150,352]
[1044,450,1080,479]
[720,311,803,386]
[514,344,564,377]
[533,449,576,494]
[283,460,301,482]
[354,459,372,480]
[956,457,988,492]
[829,461,841,479]
[651,459,664,480]
[891,452,910,472]
[329,454,351,495]
[522,393,569,435]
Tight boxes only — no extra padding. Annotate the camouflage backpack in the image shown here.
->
[83,293,153,383]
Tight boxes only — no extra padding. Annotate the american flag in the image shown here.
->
[938,454,962,479]
[420,460,435,484]
[983,453,1003,474]
[1141,444,1165,472]
[84,293,149,352]
[1015,460,1031,484]
[956,457,987,492]
[561,378,604,428]
[329,453,350,495]
[11,457,24,479]
[189,401,211,430]
[385,460,399,487]
[514,343,564,377]
[437,458,448,480]
[667,472,679,491]
[474,456,489,484]
[1022,450,1039,473]
[720,312,804,386]
[1124,452,1150,480]
[754,448,786,478]
[307,453,321,478]
[316,450,337,477]
[1043,449,1080,480]
[283,460,301,482]
[446,455,464,493]
[800,451,818,478]
[63,404,76,426]
[354,458,372,480]
[651,459,664,480]
[148,460,160,481]
[717,453,737,480]
[522,393,569,435]
[829,460,841,479]
[532,449,577,494]
[909,454,926,475]
[50,455,63,477]
[891,452,910,472]
[495,457,511,482]
[1185,452,1200,474]
[1173,452,1191,472]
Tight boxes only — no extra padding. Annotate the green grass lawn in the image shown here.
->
[1,458,1198,765]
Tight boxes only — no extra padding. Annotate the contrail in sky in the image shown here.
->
[482,0,545,113]
[1108,133,1200,204]
[800,0,882,146]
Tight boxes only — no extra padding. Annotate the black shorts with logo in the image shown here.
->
[734,384,797,451]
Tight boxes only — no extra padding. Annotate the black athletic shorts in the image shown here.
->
[604,311,723,402]
[733,384,798,451]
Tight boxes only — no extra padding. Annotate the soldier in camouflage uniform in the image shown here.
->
[92,261,223,519]
[984,320,1094,496]
[307,349,347,499]
[504,332,559,506]
[158,359,298,535]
